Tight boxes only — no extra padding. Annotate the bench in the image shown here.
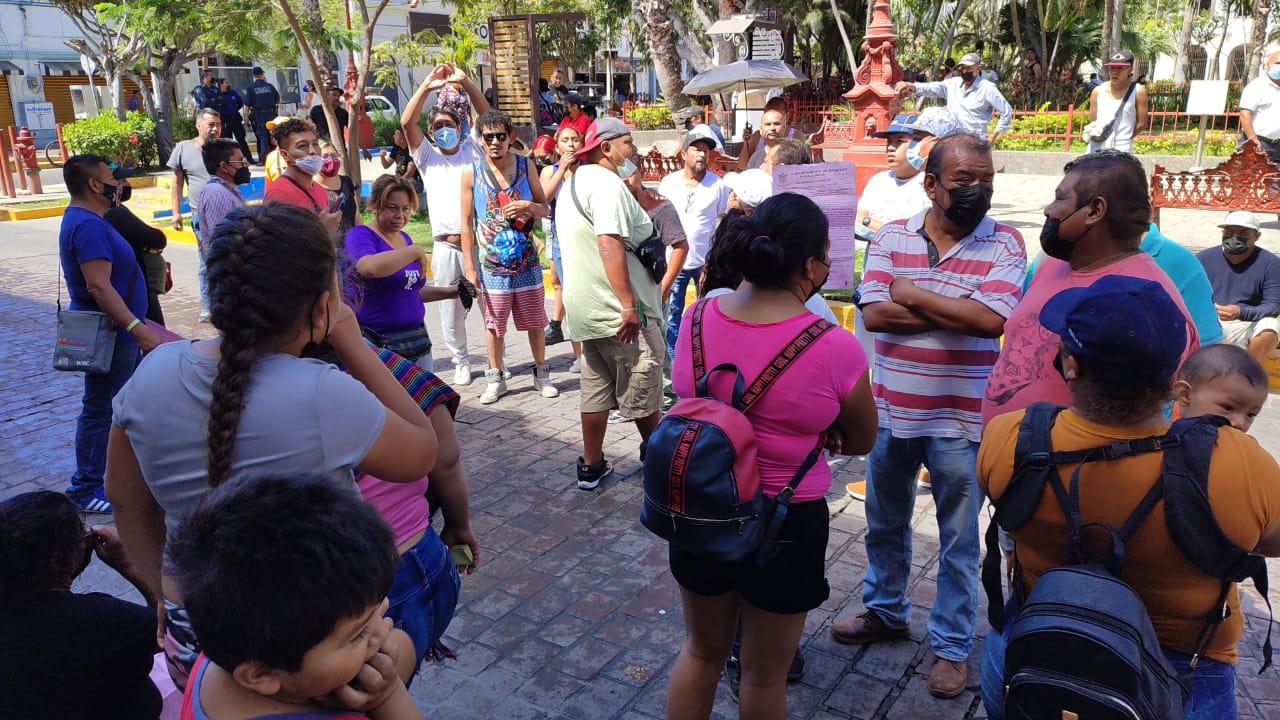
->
[1150,144,1280,224]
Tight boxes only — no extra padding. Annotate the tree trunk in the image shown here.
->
[830,0,858,73]
[300,0,339,84]
[1112,0,1125,60]
[1209,5,1233,79]
[106,69,126,120]
[936,0,970,74]
[714,0,741,63]
[637,0,690,111]
[277,0,347,163]
[1010,0,1025,59]
[1174,0,1196,83]
[1246,0,1271,80]
[1102,0,1115,61]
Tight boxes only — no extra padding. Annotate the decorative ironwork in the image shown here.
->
[1150,144,1280,222]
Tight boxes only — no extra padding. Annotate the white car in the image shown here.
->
[363,94,396,124]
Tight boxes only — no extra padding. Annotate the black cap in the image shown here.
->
[109,162,141,180]
[252,66,265,75]
[1106,50,1135,66]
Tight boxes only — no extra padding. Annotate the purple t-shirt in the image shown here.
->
[344,225,426,335]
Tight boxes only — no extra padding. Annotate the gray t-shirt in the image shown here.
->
[112,341,386,535]
[167,140,211,211]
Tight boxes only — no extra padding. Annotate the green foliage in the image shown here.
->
[1131,133,1237,156]
[170,106,197,142]
[371,19,484,90]
[628,105,674,130]
[370,110,399,147]
[1005,109,1091,135]
[62,111,160,170]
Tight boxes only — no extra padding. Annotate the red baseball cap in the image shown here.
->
[573,117,632,160]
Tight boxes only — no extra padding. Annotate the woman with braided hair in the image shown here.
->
[104,202,439,690]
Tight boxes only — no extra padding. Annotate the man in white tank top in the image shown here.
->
[1087,50,1148,154]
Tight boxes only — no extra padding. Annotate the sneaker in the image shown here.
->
[927,657,968,698]
[576,457,612,490]
[533,363,559,398]
[452,364,472,387]
[501,367,512,381]
[570,356,581,374]
[197,310,211,323]
[725,649,804,703]
[73,487,113,514]
[846,481,867,501]
[917,466,931,488]
[607,409,629,424]
[478,368,506,405]
[830,610,910,645]
[544,319,566,345]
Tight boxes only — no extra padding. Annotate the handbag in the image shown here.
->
[142,251,168,295]
[360,325,432,361]
[1081,81,1137,145]
[53,262,138,374]
[569,174,668,285]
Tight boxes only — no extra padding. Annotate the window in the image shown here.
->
[1227,46,1247,81]
[1186,46,1209,81]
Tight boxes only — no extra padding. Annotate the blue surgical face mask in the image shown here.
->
[617,157,637,179]
[433,127,460,150]
[906,139,927,170]
[1268,64,1280,81]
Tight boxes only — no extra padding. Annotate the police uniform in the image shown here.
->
[247,74,281,164]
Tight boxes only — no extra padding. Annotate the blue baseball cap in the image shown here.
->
[872,113,919,138]
[1039,275,1187,386]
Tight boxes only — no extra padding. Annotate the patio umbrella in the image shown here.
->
[680,60,808,96]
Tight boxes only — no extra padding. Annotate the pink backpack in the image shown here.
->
[641,299,835,564]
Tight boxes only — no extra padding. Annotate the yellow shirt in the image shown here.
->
[978,408,1280,663]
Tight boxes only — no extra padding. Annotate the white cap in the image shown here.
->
[682,124,723,152]
[959,53,983,67]
[723,169,773,208]
[1218,211,1261,231]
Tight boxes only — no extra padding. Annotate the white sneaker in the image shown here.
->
[197,310,211,323]
[452,364,472,387]
[533,363,559,398]
[479,368,506,404]
[501,367,512,381]
[607,409,629,424]
[570,356,581,374]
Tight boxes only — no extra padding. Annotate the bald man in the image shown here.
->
[1239,50,1280,164]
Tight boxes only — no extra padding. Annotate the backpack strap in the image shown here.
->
[737,317,836,412]
[690,298,710,387]
[1162,414,1273,672]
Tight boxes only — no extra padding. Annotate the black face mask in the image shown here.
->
[1222,234,1250,255]
[299,303,333,360]
[961,71,976,82]
[807,259,831,300]
[232,166,252,185]
[1039,203,1089,261]
[99,180,129,207]
[935,176,993,232]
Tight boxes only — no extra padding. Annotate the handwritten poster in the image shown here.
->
[772,161,858,289]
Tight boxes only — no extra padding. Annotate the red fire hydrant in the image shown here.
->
[14,127,42,195]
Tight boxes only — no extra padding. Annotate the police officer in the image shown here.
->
[246,66,281,165]
[191,70,222,113]
[218,78,254,163]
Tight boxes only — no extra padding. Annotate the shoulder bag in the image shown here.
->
[53,261,138,374]
[1081,81,1137,145]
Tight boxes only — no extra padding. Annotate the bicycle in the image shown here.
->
[43,139,63,168]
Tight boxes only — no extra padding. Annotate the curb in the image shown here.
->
[0,205,66,221]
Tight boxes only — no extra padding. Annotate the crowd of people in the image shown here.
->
[10,48,1280,720]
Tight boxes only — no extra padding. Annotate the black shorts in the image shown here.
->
[669,499,830,615]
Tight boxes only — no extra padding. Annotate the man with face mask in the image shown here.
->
[401,62,492,387]
[898,53,1012,144]
[59,155,178,513]
[982,150,1200,425]
[833,133,1026,698]
[1239,51,1280,164]
[555,117,663,491]
[196,139,249,267]
[261,118,341,237]
[1197,211,1280,363]
[167,108,221,321]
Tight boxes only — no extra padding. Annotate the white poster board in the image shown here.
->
[772,161,858,289]
[24,102,55,131]
[1185,80,1230,116]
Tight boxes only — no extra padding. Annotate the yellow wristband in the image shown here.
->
[125,318,141,333]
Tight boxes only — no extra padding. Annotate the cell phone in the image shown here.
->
[329,192,346,212]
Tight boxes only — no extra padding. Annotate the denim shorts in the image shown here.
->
[551,235,563,281]
[387,527,461,678]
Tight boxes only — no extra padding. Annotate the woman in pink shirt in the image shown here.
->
[666,193,879,719]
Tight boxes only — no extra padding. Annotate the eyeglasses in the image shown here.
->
[227,159,251,166]
[482,132,508,143]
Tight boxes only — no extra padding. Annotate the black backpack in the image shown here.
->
[982,402,1274,720]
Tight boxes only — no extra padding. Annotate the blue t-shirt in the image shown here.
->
[59,206,149,341]
[1023,223,1223,346]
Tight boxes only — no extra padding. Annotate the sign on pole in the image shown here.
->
[24,102,55,131]
[1186,80,1230,168]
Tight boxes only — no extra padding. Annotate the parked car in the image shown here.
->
[363,94,397,124]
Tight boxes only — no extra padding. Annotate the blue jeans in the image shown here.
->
[665,266,701,361]
[386,527,461,679]
[981,598,1238,720]
[68,339,140,498]
[192,211,209,312]
[862,429,981,661]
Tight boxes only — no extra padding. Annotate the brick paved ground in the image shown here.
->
[3,207,1280,719]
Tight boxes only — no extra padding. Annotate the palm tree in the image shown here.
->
[635,0,688,109]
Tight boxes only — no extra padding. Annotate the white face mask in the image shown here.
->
[617,157,637,179]
[294,154,323,175]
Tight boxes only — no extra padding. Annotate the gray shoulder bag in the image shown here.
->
[53,263,136,374]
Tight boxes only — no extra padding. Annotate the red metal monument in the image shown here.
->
[841,0,904,194]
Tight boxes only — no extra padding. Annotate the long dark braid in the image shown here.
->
[204,203,336,487]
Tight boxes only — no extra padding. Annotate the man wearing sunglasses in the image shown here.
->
[401,62,492,388]
[460,110,556,405]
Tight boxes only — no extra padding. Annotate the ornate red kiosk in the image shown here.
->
[839,0,904,195]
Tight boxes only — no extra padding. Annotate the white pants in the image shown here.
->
[1222,317,1280,348]
[431,242,470,367]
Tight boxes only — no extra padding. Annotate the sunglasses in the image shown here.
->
[482,132,508,143]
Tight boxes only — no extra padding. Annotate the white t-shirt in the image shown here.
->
[657,170,730,270]
[859,170,931,228]
[1240,75,1280,140]
[704,287,839,325]
[411,135,484,236]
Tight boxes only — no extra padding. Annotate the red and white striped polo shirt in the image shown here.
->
[858,211,1026,442]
